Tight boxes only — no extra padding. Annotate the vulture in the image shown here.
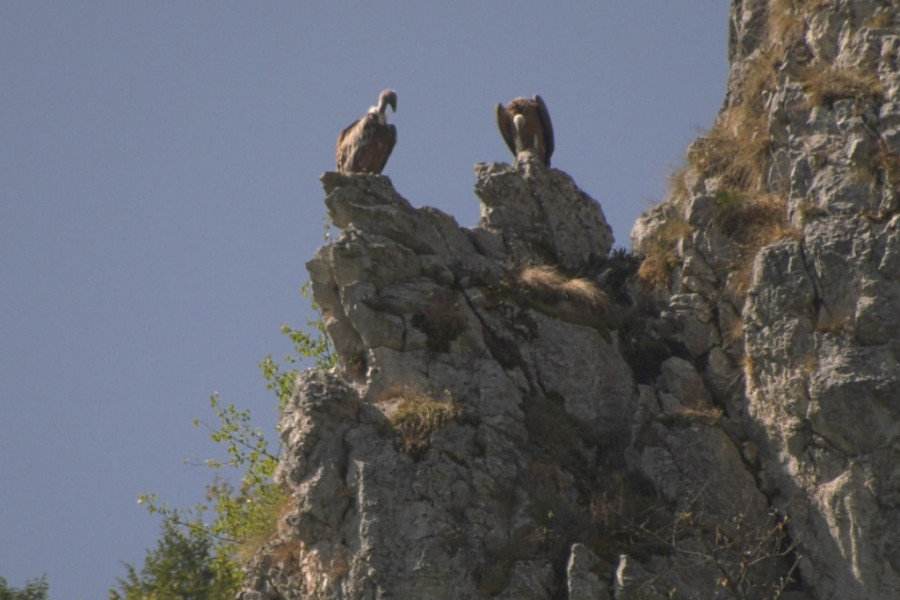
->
[495,95,554,166]
[336,89,397,174]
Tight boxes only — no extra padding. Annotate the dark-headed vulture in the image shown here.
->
[496,95,554,166]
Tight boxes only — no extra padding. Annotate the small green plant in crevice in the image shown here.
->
[260,282,336,404]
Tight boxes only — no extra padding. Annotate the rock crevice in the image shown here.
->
[242,2,900,598]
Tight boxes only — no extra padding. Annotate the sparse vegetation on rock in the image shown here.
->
[236,3,900,599]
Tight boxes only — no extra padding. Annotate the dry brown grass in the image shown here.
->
[678,405,725,425]
[651,0,856,302]
[636,255,675,291]
[635,217,693,290]
[739,46,783,115]
[868,10,896,29]
[688,106,773,193]
[517,265,609,312]
[377,386,460,458]
[797,200,829,221]
[722,315,745,350]
[236,489,294,561]
[742,354,758,386]
[717,194,800,299]
[666,165,691,206]
[800,353,819,377]
[270,538,304,564]
[801,63,884,108]
[875,138,900,188]
[767,0,834,45]
[768,0,806,46]
[713,193,791,242]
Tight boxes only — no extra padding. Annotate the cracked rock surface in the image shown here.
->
[242,2,900,598]
[241,156,783,600]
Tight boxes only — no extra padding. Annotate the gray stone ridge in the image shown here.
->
[241,2,900,599]
[241,155,645,600]
[239,153,792,600]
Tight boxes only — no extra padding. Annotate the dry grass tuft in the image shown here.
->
[636,255,675,291]
[666,165,692,206]
[678,405,725,425]
[236,489,294,561]
[797,200,829,221]
[713,193,792,243]
[635,218,693,290]
[378,386,461,458]
[517,265,609,312]
[801,63,884,108]
[717,194,800,299]
[767,0,806,46]
[875,138,900,188]
[688,107,773,193]
[722,315,745,350]
[270,538,304,564]
[739,46,783,116]
[867,10,896,29]
[767,0,834,45]
[743,354,758,386]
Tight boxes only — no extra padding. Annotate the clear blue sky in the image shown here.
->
[1,2,729,597]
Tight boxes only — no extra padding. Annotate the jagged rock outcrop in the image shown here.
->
[632,1,900,598]
[242,2,900,599]
[242,158,642,600]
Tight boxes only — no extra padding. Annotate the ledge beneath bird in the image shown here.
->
[473,156,614,273]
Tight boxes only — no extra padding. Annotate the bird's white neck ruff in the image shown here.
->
[513,114,526,152]
[368,105,389,125]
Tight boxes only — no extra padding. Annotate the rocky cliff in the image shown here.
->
[241,2,900,599]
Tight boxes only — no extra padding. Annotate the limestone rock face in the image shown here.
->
[242,2,900,598]
[242,157,641,600]
[631,1,900,599]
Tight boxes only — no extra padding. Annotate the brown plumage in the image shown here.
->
[336,90,397,174]
[496,95,554,166]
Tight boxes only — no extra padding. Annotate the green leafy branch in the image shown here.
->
[114,280,337,598]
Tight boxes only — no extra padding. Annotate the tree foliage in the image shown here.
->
[109,284,335,598]
[108,517,239,600]
[0,576,50,600]
[260,282,337,406]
